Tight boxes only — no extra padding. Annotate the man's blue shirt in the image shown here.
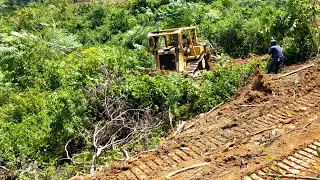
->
[268,45,283,61]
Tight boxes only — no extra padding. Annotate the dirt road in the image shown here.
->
[77,58,320,180]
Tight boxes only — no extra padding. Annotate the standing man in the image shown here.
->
[267,40,283,74]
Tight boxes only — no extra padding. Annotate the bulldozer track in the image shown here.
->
[185,53,209,77]
[76,60,320,180]
[244,140,320,180]
[102,88,320,180]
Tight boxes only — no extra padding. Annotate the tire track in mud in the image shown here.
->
[244,140,320,180]
[105,88,320,180]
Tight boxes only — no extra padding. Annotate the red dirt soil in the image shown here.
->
[73,57,320,180]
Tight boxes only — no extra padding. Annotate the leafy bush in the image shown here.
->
[280,0,319,64]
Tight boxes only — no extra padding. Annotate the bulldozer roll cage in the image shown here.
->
[147,26,209,75]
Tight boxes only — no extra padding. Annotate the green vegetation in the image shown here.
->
[0,0,319,178]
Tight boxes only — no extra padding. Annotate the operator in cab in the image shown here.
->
[267,39,283,74]
[182,34,190,56]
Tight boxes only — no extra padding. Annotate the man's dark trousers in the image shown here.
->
[267,57,282,74]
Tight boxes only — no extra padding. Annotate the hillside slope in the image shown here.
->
[75,58,320,180]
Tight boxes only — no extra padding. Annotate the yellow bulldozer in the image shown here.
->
[147,26,210,76]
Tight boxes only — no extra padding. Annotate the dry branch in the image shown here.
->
[64,139,72,160]
[249,127,276,136]
[85,67,169,173]
[61,139,91,165]
[173,121,186,136]
[165,163,210,179]
[0,166,9,171]
[303,121,314,129]
[238,104,260,107]
[278,64,314,78]
[291,167,320,175]
[122,149,130,161]
[264,173,319,180]
[169,107,173,128]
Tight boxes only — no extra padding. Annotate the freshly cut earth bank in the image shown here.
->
[74,58,320,180]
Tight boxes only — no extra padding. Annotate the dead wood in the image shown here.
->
[0,166,9,171]
[122,149,130,161]
[173,121,186,136]
[291,167,320,175]
[165,162,210,179]
[78,67,169,174]
[238,104,259,107]
[249,127,276,136]
[264,173,318,180]
[277,64,314,78]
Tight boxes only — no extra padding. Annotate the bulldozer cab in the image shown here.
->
[147,26,208,74]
